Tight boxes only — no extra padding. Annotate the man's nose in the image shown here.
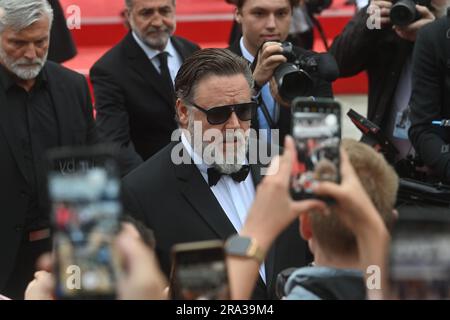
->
[23,44,37,60]
[225,111,241,129]
[266,14,276,30]
[151,13,164,27]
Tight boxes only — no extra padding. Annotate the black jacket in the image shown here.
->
[0,61,97,292]
[228,40,333,143]
[122,141,312,300]
[90,33,200,176]
[409,17,450,181]
[329,6,413,129]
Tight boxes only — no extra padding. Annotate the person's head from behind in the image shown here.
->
[233,0,299,56]
[175,48,256,174]
[299,139,399,268]
[124,0,176,51]
[0,0,53,80]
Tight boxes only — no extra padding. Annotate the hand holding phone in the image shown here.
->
[47,146,122,299]
[290,98,341,201]
[169,240,230,300]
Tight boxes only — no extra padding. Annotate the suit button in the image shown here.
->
[20,191,27,198]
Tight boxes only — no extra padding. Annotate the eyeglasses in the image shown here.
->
[187,101,258,125]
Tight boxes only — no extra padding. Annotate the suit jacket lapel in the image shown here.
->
[228,39,243,57]
[0,85,31,184]
[124,33,174,106]
[171,36,191,61]
[173,146,238,239]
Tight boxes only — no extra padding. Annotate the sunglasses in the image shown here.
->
[187,101,258,125]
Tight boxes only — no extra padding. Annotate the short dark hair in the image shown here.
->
[227,0,299,9]
[175,48,253,105]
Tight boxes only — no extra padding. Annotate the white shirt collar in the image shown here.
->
[132,31,177,60]
[240,37,255,64]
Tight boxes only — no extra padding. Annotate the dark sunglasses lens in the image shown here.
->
[207,107,232,124]
[235,103,256,121]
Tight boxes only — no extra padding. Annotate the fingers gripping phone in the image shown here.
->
[169,240,230,300]
[47,146,122,299]
[290,98,341,201]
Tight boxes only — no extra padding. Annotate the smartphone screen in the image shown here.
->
[169,240,230,300]
[389,209,450,299]
[290,98,341,201]
[47,146,122,299]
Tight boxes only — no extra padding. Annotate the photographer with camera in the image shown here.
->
[228,0,336,146]
[330,0,447,162]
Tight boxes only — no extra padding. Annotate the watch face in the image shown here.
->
[228,236,251,255]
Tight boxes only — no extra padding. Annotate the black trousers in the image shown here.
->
[2,235,51,300]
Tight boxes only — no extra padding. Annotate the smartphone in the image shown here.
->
[47,146,122,299]
[169,240,230,300]
[389,208,450,299]
[290,97,341,201]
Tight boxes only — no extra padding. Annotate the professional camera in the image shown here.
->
[273,42,338,102]
[390,0,431,26]
[273,42,316,101]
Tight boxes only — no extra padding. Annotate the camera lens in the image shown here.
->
[274,63,314,101]
[390,0,417,26]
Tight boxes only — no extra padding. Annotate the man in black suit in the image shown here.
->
[90,0,200,176]
[123,48,313,299]
[0,0,96,299]
[228,0,333,146]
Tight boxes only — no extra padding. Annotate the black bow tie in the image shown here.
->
[207,165,250,187]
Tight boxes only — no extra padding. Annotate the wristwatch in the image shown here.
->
[225,235,265,264]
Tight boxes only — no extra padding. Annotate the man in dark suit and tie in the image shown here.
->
[123,48,312,299]
[90,0,200,175]
[0,0,97,299]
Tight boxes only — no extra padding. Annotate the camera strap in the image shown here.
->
[256,92,277,129]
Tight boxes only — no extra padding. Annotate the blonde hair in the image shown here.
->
[310,139,399,257]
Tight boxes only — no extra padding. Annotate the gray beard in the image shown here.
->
[131,22,173,50]
[0,43,46,80]
[187,116,249,174]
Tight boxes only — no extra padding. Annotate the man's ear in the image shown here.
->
[234,8,242,24]
[392,209,399,220]
[124,8,131,21]
[176,99,189,127]
[299,212,313,241]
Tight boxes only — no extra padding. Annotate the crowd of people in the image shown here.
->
[0,0,449,300]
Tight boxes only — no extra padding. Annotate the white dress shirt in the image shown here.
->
[132,31,182,84]
[181,134,266,282]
